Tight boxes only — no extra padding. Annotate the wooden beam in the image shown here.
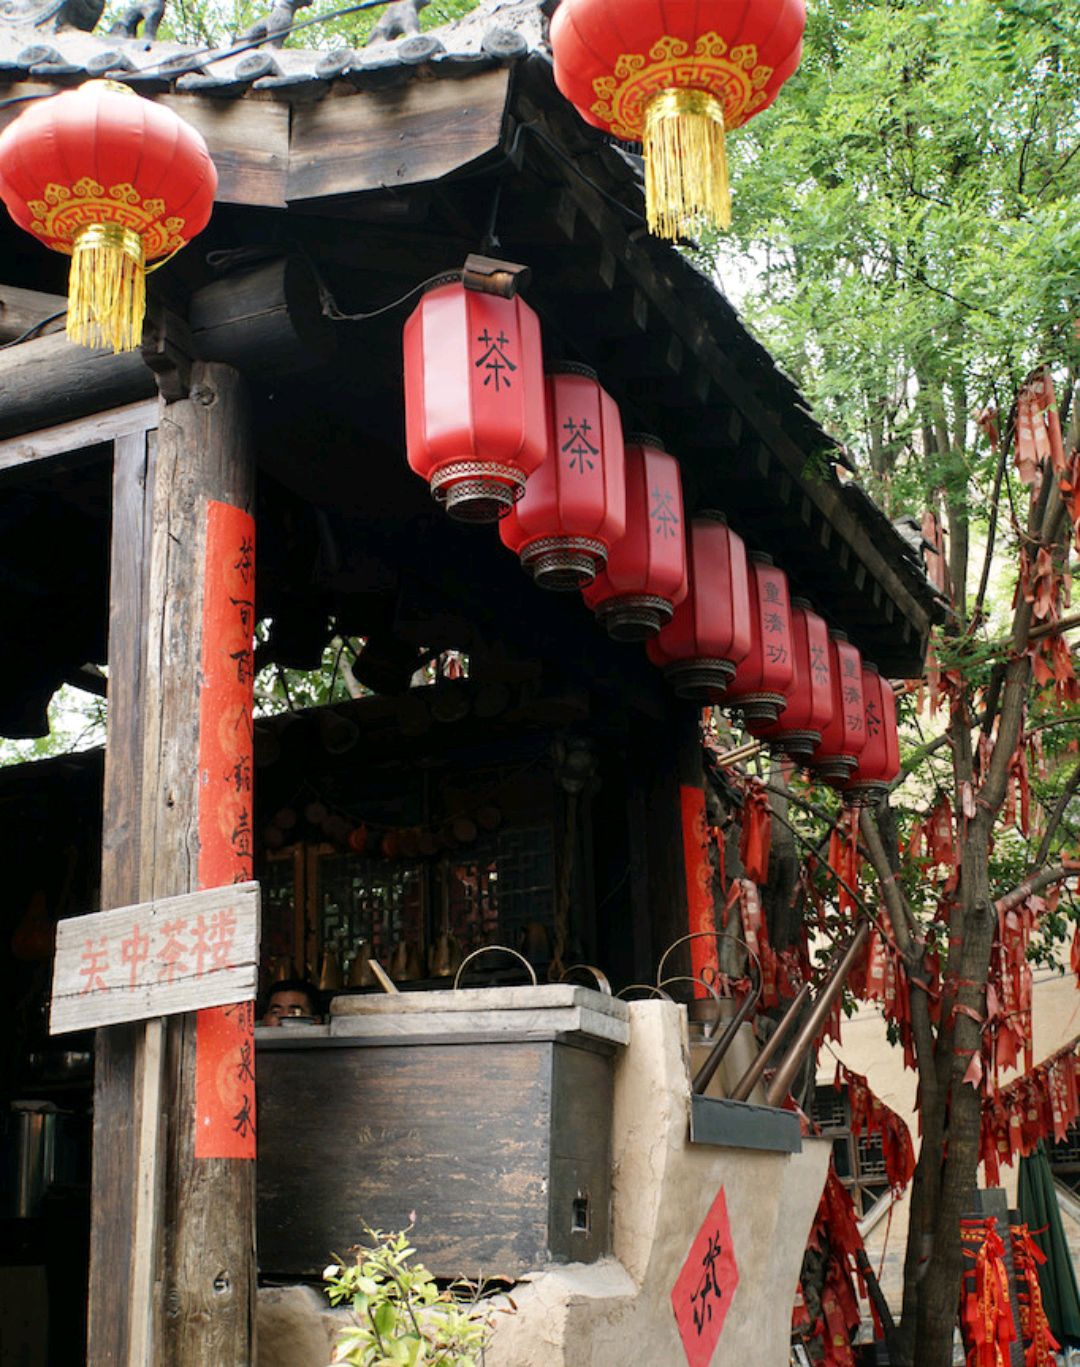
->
[287,68,511,203]
[0,282,66,343]
[0,399,160,481]
[0,261,333,442]
[89,364,256,1365]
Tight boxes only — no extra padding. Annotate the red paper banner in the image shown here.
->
[680,784,719,994]
[195,500,256,1160]
[671,1185,740,1367]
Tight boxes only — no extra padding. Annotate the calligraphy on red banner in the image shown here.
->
[195,500,258,1160]
[671,1185,740,1367]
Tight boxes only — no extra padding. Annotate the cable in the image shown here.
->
[0,310,65,349]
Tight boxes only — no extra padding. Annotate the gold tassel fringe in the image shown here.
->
[67,222,146,354]
[643,88,731,241]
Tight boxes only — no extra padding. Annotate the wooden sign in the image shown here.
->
[50,882,259,1035]
[670,1185,740,1367]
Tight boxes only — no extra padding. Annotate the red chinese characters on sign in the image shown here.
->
[195,501,256,1161]
[671,1186,740,1367]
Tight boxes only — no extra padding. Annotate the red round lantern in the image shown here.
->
[748,597,833,758]
[724,554,795,727]
[499,363,626,590]
[647,513,751,699]
[550,0,805,239]
[404,276,547,523]
[843,666,900,807]
[808,632,867,785]
[0,80,217,354]
[582,433,688,638]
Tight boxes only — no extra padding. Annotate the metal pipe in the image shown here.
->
[691,956,762,1095]
[764,919,871,1107]
[727,979,813,1103]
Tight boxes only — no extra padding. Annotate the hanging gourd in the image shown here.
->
[404,274,547,522]
[723,554,794,727]
[808,632,867,785]
[647,512,751,699]
[0,80,217,354]
[582,433,688,638]
[842,665,900,807]
[499,363,626,589]
[748,597,833,758]
[550,0,806,239]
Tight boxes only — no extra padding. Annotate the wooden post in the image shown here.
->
[90,363,256,1365]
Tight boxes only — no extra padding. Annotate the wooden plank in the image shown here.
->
[330,983,629,1021]
[287,68,511,202]
[329,1004,629,1047]
[0,399,160,477]
[50,882,260,1033]
[689,1094,802,1154]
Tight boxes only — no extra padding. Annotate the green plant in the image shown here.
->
[323,1225,509,1367]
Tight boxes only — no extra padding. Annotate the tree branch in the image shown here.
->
[1033,756,1080,868]
[994,863,1071,917]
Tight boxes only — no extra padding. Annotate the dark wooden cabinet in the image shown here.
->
[256,986,627,1278]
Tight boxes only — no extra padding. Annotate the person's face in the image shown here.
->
[262,989,315,1026]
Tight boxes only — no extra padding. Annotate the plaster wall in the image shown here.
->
[257,1001,831,1367]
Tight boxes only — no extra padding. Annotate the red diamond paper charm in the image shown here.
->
[670,1185,740,1367]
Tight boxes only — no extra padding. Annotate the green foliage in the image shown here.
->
[701,0,1080,517]
[323,1225,509,1367]
[141,0,481,52]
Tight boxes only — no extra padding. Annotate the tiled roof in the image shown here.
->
[0,0,546,98]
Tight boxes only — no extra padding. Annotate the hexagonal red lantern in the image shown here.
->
[748,597,833,759]
[723,554,794,727]
[843,666,900,807]
[808,632,867,785]
[403,275,547,523]
[582,433,688,639]
[499,363,626,590]
[647,513,751,699]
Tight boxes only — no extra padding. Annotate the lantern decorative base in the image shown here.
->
[842,781,889,809]
[771,729,822,760]
[663,657,736,701]
[596,594,673,641]
[729,692,786,727]
[811,755,859,785]
[431,462,526,523]
[523,536,607,591]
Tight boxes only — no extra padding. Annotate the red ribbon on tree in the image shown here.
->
[1010,1224,1059,1367]
[738,778,772,885]
[960,1217,1018,1367]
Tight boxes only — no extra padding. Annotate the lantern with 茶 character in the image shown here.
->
[404,275,547,523]
[808,632,867,785]
[499,363,626,589]
[842,665,900,807]
[647,512,750,699]
[748,597,833,758]
[550,0,806,240]
[724,554,794,727]
[582,433,687,638]
[0,80,217,354]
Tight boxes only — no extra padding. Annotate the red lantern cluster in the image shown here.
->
[404,276,547,523]
[724,555,794,727]
[499,364,626,589]
[647,514,750,699]
[582,434,687,638]
[843,666,900,806]
[749,598,833,759]
[809,633,867,785]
